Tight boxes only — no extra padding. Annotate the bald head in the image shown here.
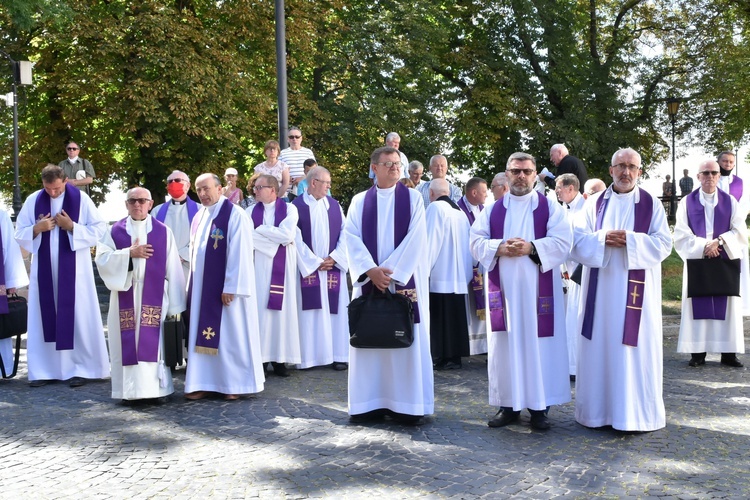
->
[583,178,606,199]
[429,178,450,201]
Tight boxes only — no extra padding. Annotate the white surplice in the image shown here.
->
[717,173,750,315]
[151,200,196,282]
[571,186,672,431]
[95,216,187,399]
[0,209,30,372]
[15,189,109,382]
[250,201,302,364]
[185,197,265,395]
[345,185,434,416]
[294,193,350,368]
[470,191,572,412]
[674,190,747,354]
[562,193,587,376]
[458,198,488,355]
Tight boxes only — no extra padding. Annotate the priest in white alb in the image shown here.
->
[674,159,746,368]
[0,207,29,377]
[345,146,433,424]
[15,164,109,388]
[150,170,200,282]
[293,166,350,370]
[426,178,472,370]
[184,173,264,401]
[248,174,301,377]
[470,152,572,431]
[571,148,672,432]
[96,187,186,402]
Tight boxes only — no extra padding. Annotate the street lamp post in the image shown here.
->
[1,50,32,219]
[666,97,681,222]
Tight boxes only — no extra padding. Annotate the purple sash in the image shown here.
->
[361,183,421,323]
[729,176,743,202]
[686,189,732,320]
[0,223,7,314]
[252,199,288,311]
[458,198,487,316]
[581,188,653,346]
[457,197,483,226]
[111,218,168,365]
[194,199,233,355]
[155,197,199,226]
[293,195,343,314]
[35,183,81,350]
[487,191,554,336]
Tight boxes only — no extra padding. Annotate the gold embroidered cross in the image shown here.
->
[304,275,317,285]
[202,327,216,340]
[210,227,224,250]
[327,274,339,288]
[141,306,162,326]
[630,285,640,305]
[119,309,136,329]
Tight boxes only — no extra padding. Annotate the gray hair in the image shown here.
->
[611,148,641,166]
[583,178,606,195]
[429,154,447,168]
[556,173,580,191]
[386,132,401,142]
[126,187,152,200]
[306,165,331,185]
[167,170,190,182]
[550,143,569,156]
[492,172,508,188]
[505,152,536,169]
[408,160,424,173]
[429,178,450,197]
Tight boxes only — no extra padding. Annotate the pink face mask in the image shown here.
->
[167,182,186,198]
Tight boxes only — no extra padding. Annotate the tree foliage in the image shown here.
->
[1,0,749,211]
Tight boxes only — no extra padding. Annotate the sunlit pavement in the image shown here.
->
[1,309,748,498]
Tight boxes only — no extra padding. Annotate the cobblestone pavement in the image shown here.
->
[1,311,749,498]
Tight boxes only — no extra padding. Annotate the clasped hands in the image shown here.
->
[605,230,627,248]
[317,256,336,272]
[366,266,392,292]
[703,238,721,258]
[496,238,532,257]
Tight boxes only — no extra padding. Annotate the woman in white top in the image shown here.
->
[254,140,290,197]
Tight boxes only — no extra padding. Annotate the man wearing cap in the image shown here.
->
[151,170,199,281]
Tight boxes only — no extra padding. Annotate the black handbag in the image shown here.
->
[0,294,28,379]
[687,258,741,298]
[348,289,414,349]
[163,312,185,369]
[0,294,28,340]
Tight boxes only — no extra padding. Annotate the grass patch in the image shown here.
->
[661,247,683,315]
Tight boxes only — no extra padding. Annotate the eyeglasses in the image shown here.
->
[699,171,720,176]
[375,161,402,169]
[506,168,535,176]
[253,185,273,191]
[288,135,301,139]
[314,179,332,186]
[167,178,187,183]
[67,147,79,151]
[612,163,640,172]
[126,198,151,205]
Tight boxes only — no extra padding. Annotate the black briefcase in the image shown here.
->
[163,313,185,369]
[0,294,27,379]
[687,258,741,298]
[348,289,414,349]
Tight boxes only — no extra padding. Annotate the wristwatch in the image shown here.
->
[717,236,725,248]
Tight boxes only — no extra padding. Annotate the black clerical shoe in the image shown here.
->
[438,360,462,371]
[332,362,348,371]
[487,409,520,428]
[272,362,290,377]
[349,409,387,423]
[69,377,86,388]
[390,412,424,426]
[529,413,551,430]
[720,355,744,368]
[689,353,706,367]
[29,379,48,388]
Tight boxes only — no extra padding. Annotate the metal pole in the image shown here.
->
[275,0,288,147]
[670,118,676,221]
[11,75,21,218]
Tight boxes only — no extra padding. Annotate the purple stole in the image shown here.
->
[35,183,81,350]
[0,223,7,314]
[194,199,233,355]
[581,187,653,347]
[111,218,168,365]
[361,183,421,323]
[293,195,342,314]
[729,176,743,201]
[487,191,554,336]
[458,197,486,318]
[686,190,732,320]
[155,197,199,226]
[252,199,288,311]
